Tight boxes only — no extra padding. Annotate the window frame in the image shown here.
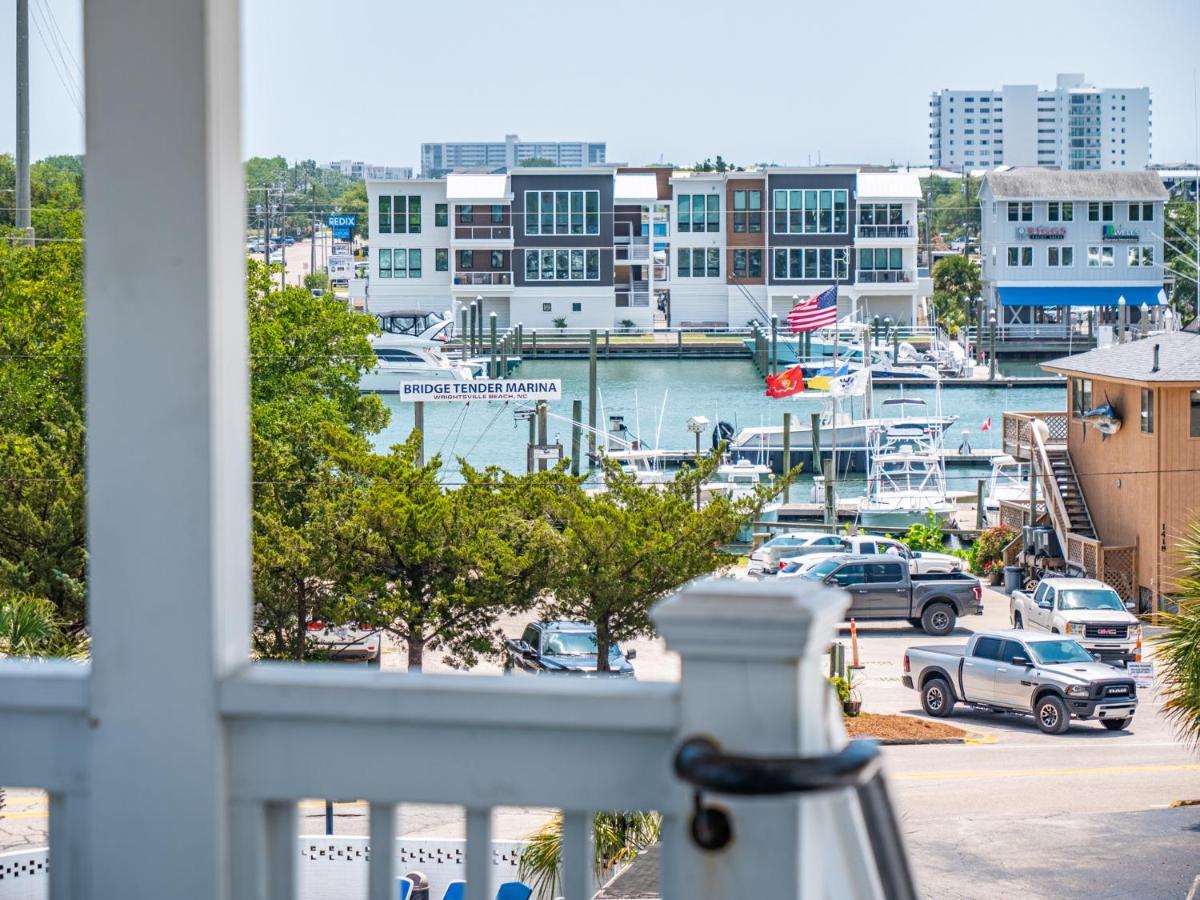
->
[1140,388,1154,434]
[435,203,448,228]
[435,248,448,272]
[524,190,601,236]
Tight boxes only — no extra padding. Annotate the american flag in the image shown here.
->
[787,286,839,333]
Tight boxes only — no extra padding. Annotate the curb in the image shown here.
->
[868,730,995,746]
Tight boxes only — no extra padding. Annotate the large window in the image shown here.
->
[1087,245,1114,267]
[377,195,421,234]
[1047,246,1074,267]
[732,249,763,278]
[435,248,448,271]
[859,248,905,270]
[1088,202,1114,222]
[1128,245,1155,267]
[435,203,448,227]
[772,247,848,279]
[523,190,600,236]
[1007,202,1032,222]
[1128,202,1154,222]
[1140,388,1154,433]
[678,193,720,233]
[731,190,762,233]
[523,248,600,281]
[379,248,420,278]
[1007,246,1034,267]
[1046,201,1073,222]
[772,188,848,234]
[459,204,473,225]
[676,247,720,278]
[1072,378,1093,415]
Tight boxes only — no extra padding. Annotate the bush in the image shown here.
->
[970,524,1018,575]
[901,511,948,553]
[552,316,568,329]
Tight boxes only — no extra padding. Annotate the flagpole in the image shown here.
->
[831,275,839,494]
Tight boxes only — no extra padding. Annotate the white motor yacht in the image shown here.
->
[358,309,482,392]
[701,458,775,504]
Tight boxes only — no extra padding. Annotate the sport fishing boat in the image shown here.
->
[854,448,957,528]
[985,454,1030,510]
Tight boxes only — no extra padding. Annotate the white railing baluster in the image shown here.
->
[561,811,592,900]
[465,808,492,900]
[264,801,297,900]
[368,802,397,900]
[230,799,266,900]
[48,790,83,900]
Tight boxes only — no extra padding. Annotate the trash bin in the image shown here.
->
[1003,565,1024,594]
[404,871,430,900]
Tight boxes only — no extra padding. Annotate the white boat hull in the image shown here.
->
[856,498,956,529]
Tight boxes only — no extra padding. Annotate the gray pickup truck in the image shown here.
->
[903,630,1138,734]
[800,553,982,636]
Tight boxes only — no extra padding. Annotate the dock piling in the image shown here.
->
[413,401,425,467]
[489,312,498,378]
[810,412,821,474]
[537,401,548,472]
[976,479,986,529]
[588,329,598,465]
[770,314,779,375]
[570,399,582,477]
[823,459,835,525]
[782,412,792,503]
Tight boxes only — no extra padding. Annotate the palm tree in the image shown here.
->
[1157,522,1200,748]
[518,811,661,897]
[0,591,87,658]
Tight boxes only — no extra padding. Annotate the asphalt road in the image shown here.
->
[2,585,1197,898]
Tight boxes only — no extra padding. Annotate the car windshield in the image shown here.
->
[802,559,841,581]
[1057,589,1125,611]
[541,631,620,657]
[1028,639,1093,665]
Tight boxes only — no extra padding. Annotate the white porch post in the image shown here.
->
[84,0,248,898]
[655,579,885,899]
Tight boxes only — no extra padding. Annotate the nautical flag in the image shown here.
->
[828,368,870,398]
[981,417,992,431]
[787,286,839,333]
[765,364,805,398]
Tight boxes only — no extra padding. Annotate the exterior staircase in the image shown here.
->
[1044,447,1095,539]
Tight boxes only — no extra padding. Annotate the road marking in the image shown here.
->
[894,763,1200,781]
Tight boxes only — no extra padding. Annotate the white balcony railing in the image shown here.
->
[454,225,513,241]
[453,271,513,286]
[855,224,914,239]
[856,269,916,284]
[0,3,913,899]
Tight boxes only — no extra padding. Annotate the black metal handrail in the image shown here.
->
[674,736,880,795]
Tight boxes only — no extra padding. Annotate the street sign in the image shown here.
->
[327,213,357,240]
[532,445,562,461]
[393,379,562,402]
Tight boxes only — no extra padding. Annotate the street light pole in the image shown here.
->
[988,310,998,381]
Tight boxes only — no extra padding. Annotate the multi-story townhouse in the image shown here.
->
[849,172,921,324]
[446,173,515,327]
[724,173,768,327]
[929,73,1151,172]
[364,175,451,315]
[979,169,1168,327]
[669,172,728,325]
[612,168,672,327]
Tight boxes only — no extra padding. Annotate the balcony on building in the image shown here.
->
[451,248,513,292]
[613,172,665,265]
[446,173,514,246]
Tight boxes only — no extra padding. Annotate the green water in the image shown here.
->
[372,359,1065,489]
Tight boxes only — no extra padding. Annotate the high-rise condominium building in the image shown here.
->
[929,74,1150,172]
[421,135,606,177]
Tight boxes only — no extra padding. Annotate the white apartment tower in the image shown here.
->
[929,74,1150,172]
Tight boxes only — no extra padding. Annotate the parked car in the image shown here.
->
[903,629,1138,734]
[747,531,849,575]
[505,621,636,678]
[799,554,982,635]
[777,553,844,579]
[832,535,965,574]
[1010,577,1141,665]
[306,619,381,666]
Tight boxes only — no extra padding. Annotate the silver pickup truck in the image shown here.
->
[902,629,1137,734]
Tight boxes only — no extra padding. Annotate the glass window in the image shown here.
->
[833,189,848,233]
[540,193,554,235]
[678,195,691,233]
[678,248,691,277]
[859,248,873,270]
[570,191,584,235]
[819,248,832,279]
[733,248,747,277]
[773,248,787,279]
[707,247,720,277]
[585,191,599,235]
[1191,390,1200,438]
[491,204,504,225]
[889,248,903,270]
[706,194,720,233]
[1088,202,1099,222]
[1047,202,1059,222]
[1101,246,1114,267]
[586,248,599,280]
[1102,202,1113,221]
[555,191,569,234]
[555,249,569,280]
[749,190,762,233]
[490,250,505,270]
[1007,202,1019,222]
[804,190,818,232]
[540,249,554,279]
[828,564,866,587]
[1141,388,1154,433]
[378,195,391,233]
[525,249,538,279]
[804,247,818,277]
[1073,378,1093,415]
[733,190,746,233]
[972,636,1003,660]
[378,247,392,277]
[407,248,421,278]
[393,248,407,278]
[1063,202,1074,222]
[1129,202,1140,221]
[772,190,786,233]
[866,562,905,582]
[1021,246,1033,266]
[789,249,803,278]
[999,640,1029,664]
[525,192,539,235]
[458,203,472,225]
[458,249,473,269]
[435,203,448,227]
[435,248,448,272]
[1142,203,1154,222]
[1087,245,1101,267]
[834,248,848,280]
[570,249,584,280]
[789,190,803,233]
[1008,246,1020,266]
[748,249,762,278]
[409,196,421,233]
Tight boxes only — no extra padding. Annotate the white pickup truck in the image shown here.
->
[1009,577,1141,665]
[773,535,964,577]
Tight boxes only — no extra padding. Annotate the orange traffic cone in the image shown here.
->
[1134,632,1143,663]
[850,618,861,668]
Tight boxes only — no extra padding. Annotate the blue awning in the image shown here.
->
[999,286,1166,307]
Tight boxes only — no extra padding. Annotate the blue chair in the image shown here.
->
[495,882,533,900]
[441,881,466,900]
[396,877,415,900]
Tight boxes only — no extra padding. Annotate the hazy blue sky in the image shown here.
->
[2,0,1199,168]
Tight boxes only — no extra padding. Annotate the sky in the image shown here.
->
[2,0,1199,169]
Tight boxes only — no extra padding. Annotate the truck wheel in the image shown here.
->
[921,678,956,718]
[1035,695,1070,734]
[1101,718,1130,731]
[920,603,956,636]
[1012,611,1023,629]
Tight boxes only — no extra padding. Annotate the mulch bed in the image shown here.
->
[844,712,970,744]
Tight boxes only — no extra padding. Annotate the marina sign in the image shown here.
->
[395,379,562,402]
[1015,226,1066,240]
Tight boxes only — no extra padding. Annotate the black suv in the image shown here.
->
[505,621,636,677]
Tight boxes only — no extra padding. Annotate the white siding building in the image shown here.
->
[849,172,921,324]
[930,73,1151,172]
[364,176,452,315]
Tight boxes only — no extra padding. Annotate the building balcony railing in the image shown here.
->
[856,269,915,284]
[452,271,513,286]
[454,225,512,241]
[855,224,913,239]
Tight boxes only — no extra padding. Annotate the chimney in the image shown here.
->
[1151,343,1160,373]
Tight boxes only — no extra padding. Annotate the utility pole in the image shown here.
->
[15,0,32,235]
[263,189,271,268]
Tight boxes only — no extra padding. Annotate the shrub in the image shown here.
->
[901,511,948,553]
[970,524,1018,575]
